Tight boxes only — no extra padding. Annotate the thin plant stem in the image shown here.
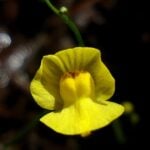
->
[112,119,126,144]
[44,0,84,46]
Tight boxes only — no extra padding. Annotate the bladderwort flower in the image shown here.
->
[30,47,124,135]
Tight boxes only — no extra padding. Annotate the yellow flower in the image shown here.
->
[30,47,124,135]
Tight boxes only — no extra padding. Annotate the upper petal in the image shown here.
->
[40,98,124,135]
[30,55,65,110]
[30,66,55,110]
[55,47,100,72]
[55,47,115,102]
[85,52,115,102]
[89,62,115,102]
[30,47,115,110]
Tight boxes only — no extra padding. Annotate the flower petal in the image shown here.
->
[55,47,115,102]
[55,47,100,72]
[30,67,55,110]
[88,61,115,102]
[40,98,124,135]
[30,55,65,110]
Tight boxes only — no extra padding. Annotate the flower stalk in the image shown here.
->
[44,0,84,46]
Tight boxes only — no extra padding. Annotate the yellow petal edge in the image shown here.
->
[40,98,124,135]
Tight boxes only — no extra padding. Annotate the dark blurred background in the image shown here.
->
[0,0,149,149]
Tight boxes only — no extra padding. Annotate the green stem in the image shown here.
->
[112,119,126,144]
[44,0,59,15]
[44,0,84,46]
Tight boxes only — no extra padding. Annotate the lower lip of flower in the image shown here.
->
[59,71,95,107]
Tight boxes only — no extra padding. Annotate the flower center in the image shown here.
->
[59,71,95,107]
